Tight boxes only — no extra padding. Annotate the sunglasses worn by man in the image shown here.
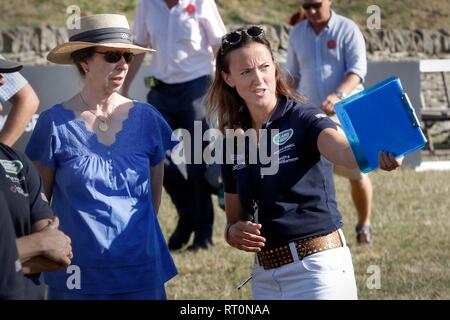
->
[94,51,134,63]
[302,2,322,11]
[221,26,265,54]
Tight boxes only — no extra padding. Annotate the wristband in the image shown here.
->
[335,90,347,100]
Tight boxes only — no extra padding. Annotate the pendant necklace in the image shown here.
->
[79,93,114,132]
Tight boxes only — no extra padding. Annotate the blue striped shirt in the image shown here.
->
[287,10,367,107]
[0,55,27,103]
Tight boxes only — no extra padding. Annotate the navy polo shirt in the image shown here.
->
[0,143,54,299]
[222,96,343,249]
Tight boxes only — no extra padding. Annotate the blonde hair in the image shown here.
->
[207,28,304,133]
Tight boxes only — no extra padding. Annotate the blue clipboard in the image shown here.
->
[335,77,427,173]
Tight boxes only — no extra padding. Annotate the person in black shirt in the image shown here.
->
[0,143,73,299]
[207,26,402,299]
[0,58,72,299]
[0,192,25,300]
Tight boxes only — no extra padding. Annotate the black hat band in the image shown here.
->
[69,27,132,44]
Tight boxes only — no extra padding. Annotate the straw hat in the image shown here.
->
[47,14,154,64]
[0,57,22,73]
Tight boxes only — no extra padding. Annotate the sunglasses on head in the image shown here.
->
[94,51,134,63]
[221,26,265,54]
[302,2,323,11]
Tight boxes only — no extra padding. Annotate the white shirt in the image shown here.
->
[133,0,226,84]
[0,55,27,103]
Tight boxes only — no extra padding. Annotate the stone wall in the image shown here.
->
[0,25,449,117]
[1,25,449,64]
[421,72,450,136]
[422,73,449,109]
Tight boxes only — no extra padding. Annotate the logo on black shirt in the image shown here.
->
[273,129,293,145]
[9,185,29,197]
[0,160,23,175]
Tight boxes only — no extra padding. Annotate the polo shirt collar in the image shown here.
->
[265,95,289,126]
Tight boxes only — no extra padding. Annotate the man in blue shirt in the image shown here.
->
[287,0,373,244]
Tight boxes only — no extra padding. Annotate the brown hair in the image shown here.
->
[289,7,306,26]
[207,27,304,133]
[70,47,95,76]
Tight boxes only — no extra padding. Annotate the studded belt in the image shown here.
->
[256,230,343,270]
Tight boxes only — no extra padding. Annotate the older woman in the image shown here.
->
[207,26,402,299]
[25,14,177,300]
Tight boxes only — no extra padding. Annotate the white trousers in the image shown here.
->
[252,230,358,300]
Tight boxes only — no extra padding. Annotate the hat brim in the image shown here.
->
[0,59,23,73]
[47,42,155,64]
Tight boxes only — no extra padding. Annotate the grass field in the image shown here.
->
[0,0,449,29]
[158,168,450,300]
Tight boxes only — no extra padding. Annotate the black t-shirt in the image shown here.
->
[0,193,25,300]
[222,97,343,249]
[0,143,53,299]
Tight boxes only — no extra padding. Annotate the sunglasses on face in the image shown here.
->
[221,26,265,54]
[94,51,134,63]
[302,2,323,11]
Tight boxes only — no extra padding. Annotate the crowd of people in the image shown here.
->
[1,0,403,300]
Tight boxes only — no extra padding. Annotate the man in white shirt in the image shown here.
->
[0,55,39,147]
[123,0,227,250]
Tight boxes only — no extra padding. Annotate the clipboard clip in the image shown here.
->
[400,93,420,128]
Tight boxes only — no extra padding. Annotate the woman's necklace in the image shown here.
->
[79,93,114,132]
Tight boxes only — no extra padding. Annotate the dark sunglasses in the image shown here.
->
[94,51,134,63]
[302,2,322,11]
[221,26,265,54]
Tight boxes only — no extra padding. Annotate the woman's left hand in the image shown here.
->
[378,151,403,171]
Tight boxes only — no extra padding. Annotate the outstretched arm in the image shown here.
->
[317,127,402,171]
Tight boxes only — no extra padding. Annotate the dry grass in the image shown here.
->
[159,169,450,300]
[0,0,449,29]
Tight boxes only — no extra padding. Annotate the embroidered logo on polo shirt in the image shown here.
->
[315,113,327,119]
[4,174,25,184]
[273,129,294,146]
[10,185,29,197]
[279,155,299,165]
[0,160,23,175]
[232,163,246,171]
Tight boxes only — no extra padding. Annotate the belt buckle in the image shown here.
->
[145,76,161,89]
